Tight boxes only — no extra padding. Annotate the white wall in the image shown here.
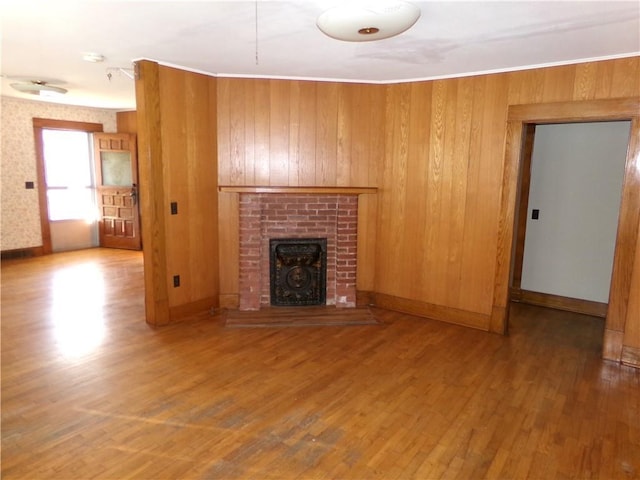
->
[521,121,631,303]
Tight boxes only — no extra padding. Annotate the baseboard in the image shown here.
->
[1,246,45,260]
[219,294,239,309]
[371,292,490,331]
[356,290,375,307]
[603,328,623,361]
[169,296,218,322]
[510,288,607,318]
[621,345,640,368]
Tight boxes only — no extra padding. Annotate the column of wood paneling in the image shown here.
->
[377,82,409,300]
[459,75,503,315]
[134,60,170,325]
[405,82,431,300]
[298,81,318,186]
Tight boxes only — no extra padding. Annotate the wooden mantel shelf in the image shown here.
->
[218,185,378,195]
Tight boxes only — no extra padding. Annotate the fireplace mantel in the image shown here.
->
[219,185,377,195]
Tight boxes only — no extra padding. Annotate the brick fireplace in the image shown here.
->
[238,193,358,310]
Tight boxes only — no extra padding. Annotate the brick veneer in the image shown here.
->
[238,194,358,310]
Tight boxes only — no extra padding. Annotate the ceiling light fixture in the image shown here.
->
[10,80,68,96]
[83,52,105,63]
[317,0,420,42]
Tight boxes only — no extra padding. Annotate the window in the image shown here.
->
[42,129,96,221]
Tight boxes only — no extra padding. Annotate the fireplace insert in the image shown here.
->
[269,238,327,306]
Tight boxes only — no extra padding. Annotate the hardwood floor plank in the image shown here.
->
[1,248,639,479]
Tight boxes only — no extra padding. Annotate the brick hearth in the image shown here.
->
[238,194,358,310]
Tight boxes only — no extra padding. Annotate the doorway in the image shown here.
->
[33,118,103,254]
[34,119,142,253]
[512,121,631,316]
[93,133,141,250]
[491,98,640,362]
[42,129,99,252]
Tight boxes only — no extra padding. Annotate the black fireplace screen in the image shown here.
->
[269,238,327,306]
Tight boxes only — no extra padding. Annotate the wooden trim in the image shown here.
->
[32,118,103,132]
[511,288,608,318]
[32,119,104,255]
[1,246,45,260]
[495,97,640,362]
[372,292,490,331]
[607,116,640,333]
[169,296,217,322]
[33,128,52,254]
[603,328,624,361]
[218,185,378,195]
[491,120,524,334]
[511,124,536,289]
[621,345,640,368]
[508,98,640,123]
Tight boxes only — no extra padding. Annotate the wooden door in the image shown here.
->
[94,133,141,250]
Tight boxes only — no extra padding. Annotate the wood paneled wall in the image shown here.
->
[217,78,384,187]
[135,61,219,324]
[376,76,508,324]
[375,57,639,331]
[135,56,640,358]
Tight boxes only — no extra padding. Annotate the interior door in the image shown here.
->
[93,133,141,250]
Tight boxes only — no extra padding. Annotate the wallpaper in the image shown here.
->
[0,96,118,251]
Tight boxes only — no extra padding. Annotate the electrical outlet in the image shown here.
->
[531,209,539,220]
[173,275,180,287]
[171,202,178,215]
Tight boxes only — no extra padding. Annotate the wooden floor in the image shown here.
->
[1,248,638,479]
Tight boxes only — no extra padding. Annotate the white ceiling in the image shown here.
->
[1,0,639,111]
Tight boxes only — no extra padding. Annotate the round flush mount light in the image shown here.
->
[317,1,421,42]
[83,52,105,63]
[10,80,68,96]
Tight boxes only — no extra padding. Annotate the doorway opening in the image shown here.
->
[511,121,631,318]
[42,129,98,252]
[493,98,640,362]
[34,119,141,253]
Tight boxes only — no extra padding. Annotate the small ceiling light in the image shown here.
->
[358,27,380,35]
[10,80,67,96]
[83,52,105,63]
[317,1,420,42]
